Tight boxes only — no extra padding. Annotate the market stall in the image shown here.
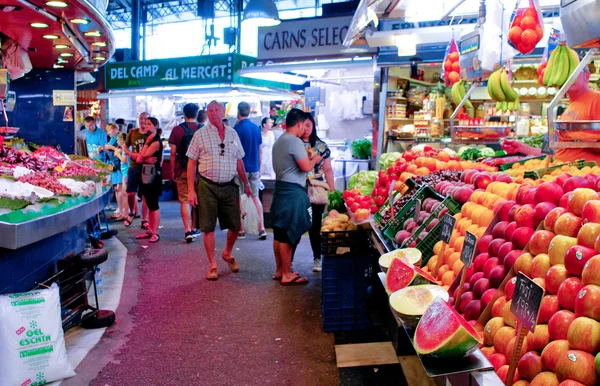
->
[322,2,600,385]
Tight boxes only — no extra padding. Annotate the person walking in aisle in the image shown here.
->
[105,123,126,220]
[260,117,275,180]
[135,117,163,243]
[123,112,150,229]
[301,113,334,272]
[169,103,202,243]
[186,101,252,281]
[114,133,130,219]
[271,108,322,285]
[233,102,267,240]
[197,109,207,127]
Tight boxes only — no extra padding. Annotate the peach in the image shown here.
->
[558,277,584,311]
[498,242,514,263]
[459,291,474,314]
[548,310,576,341]
[478,235,493,254]
[472,278,490,299]
[483,257,500,278]
[498,200,517,222]
[481,288,497,309]
[505,221,518,240]
[504,249,523,271]
[492,221,509,239]
[464,299,482,321]
[489,265,506,288]
[567,317,600,354]
[563,177,592,193]
[535,181,564,205]
[469,271,485,289]
[488,238,505,258]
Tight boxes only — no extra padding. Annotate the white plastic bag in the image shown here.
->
[241,194,259,235]
[0,283,76,386]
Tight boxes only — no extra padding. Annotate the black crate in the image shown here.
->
[320,230,368,257]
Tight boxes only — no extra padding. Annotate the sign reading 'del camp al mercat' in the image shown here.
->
[257,16,375,61]
[105,54,257,90]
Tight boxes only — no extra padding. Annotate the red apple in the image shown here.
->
[505,221,518,240]
[515,204,536,228]
[523,188,538,205]
[498,242,514,264]
[549,310,577,340]
[504,249,522,271]
[490,352,508,371]
[533,277,547,291]
[529,230,556,256]
[539,295,561,324]
[559,192,571,209]
[527,324,550,352]
[492,295,508,318]
[481,288,497,309]
[535,181,565,205]
[498,200,517,222]
[478,234,493,254]
[517,185,535,205]
[582,255,600,286]
[549,235,578,266]
[531,253,551,279]
[555,350,599,386]
[489,265,506,288]
[512,227,535,250]
[488,238,505,258]
[554,212,583,237]
[555,173,572,189]
[568,188,600,216]
[564,246,597,276]
[505,276,517,300]
[459,291,474,313]
[577,223,600,250]
[563,177,592,193]
[473,253,489,273]
[546,264,570,295]
[558,277,584,311]
[575,284,600,321]
[469,271,485,289]
[545,207,568,232]
[483,257,500,278]
[581,200,600,225]
[530,372,560,385]
[541,340,570,372]
[518,351,543,381]
[497,365,520,384]
[474,173,492,190]
[514,252,534,276]
[567,316,600,354]
[472,278,490,299]
[464,299,482,321]
[534,202,558,228]
[492,221,509,239]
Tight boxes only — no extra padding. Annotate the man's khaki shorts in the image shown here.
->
[235,172,260,197]
[176,172,192,204]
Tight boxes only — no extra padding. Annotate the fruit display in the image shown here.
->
[487,68,520,113]
[543,44,580,88]
[414,296,483,358]
[385,257,436,295]
[507,5,544,54]
[451,80,473,109]
[393,197,445,246]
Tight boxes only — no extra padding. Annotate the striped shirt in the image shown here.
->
[186,122,245,183]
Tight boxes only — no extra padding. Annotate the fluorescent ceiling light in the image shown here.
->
[395,34,417,56]
[241,71,307,85]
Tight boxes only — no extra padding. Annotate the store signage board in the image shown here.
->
[105,54,259,90]
[52,90,75,106]
[511,273,545,333]
[257,16,375,61]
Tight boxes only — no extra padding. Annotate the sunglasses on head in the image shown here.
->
[219,142,225,156]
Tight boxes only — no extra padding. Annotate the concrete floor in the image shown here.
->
[63,201,339,386]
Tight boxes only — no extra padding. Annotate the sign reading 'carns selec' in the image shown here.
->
[104,54,255,90]
[258,16,366,60]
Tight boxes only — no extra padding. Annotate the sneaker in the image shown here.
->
[237,232,246,240]
[258,230,267,240]
[191,229,202,238]
[313,259,322,272]
[185,231,194,243]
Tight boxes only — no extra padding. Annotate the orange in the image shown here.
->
[470,191,483,204]
[454,236,465,252]
[423,158,437,172]
[433,240,443,256]
[414,157,425,168]
[467,224,479,234]
[479,209,494,227]
[442,271,455,286]
[477,192,490,205]
[406,164,418,174]
[438,151,450,162]
[454,213,462,222]
[447,252,461,268]
[483,194,500,209]
[443,247,456,262]
[475,226,487,239]
[437,264,450,281]
[471,206,485,225]
[461,202,473,217]
[415,167,431,176]
[427,255,439,270]
[458,219,473,234]
[453,259,464,275]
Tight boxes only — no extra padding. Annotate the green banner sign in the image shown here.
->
[105,54,259,90]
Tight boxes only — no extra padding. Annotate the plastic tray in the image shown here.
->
[382,185,444,242]
[523,160,598,179]
[373,178,418,226]
[400,196,461,251]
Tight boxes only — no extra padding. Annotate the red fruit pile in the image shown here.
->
[508,8,543,54]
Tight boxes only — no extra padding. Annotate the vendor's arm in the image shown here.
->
[170,144,177,179]
[501,139,542,156]
[323,158,335,191]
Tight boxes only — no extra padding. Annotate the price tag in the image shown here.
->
[511,273,545,332]
[438,214,456,244]
[389,180,396,218]
[460,231,478,267]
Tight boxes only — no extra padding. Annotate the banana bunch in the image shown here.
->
[543,44,580,87]
[488,68,520,113]
[451,80,473,109]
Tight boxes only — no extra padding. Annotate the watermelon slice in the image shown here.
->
[414,296,483,358]
[385,257,436,295]
[379,248,422,272]
[389,285,449,325]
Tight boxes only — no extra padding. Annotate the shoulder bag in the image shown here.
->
[307,177,330,205]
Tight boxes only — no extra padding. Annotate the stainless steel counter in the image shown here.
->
[0,189,112,250]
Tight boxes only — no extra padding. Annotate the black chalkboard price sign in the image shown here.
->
[439,214,456,244]
[511,273,545,332]
[460,231,478,268]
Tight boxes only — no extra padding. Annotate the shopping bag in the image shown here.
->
[441,38,461,86]
[241,194,259,235]
[507,0,544,54]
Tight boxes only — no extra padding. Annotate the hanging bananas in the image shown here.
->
[451,80,473,109]
[487,67,520,112]
[543,44,580,88]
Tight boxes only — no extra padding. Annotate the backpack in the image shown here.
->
[177,122,197,169]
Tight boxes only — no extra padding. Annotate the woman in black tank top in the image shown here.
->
[136,117,163,243]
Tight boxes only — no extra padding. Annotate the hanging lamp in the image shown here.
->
[242,0,281,27]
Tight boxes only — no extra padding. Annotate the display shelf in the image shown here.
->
[388,75,437,88]
[386,96,407,100]
[386,117,412,121]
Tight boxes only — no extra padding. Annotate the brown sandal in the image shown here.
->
[206,268,219,281]
[223,256,239,272]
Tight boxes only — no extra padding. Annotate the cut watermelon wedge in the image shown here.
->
[385,257,436,295]
[414,296,483,358]
[389,285,449,326]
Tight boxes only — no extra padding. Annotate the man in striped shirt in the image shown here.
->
[187,101,252,281]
